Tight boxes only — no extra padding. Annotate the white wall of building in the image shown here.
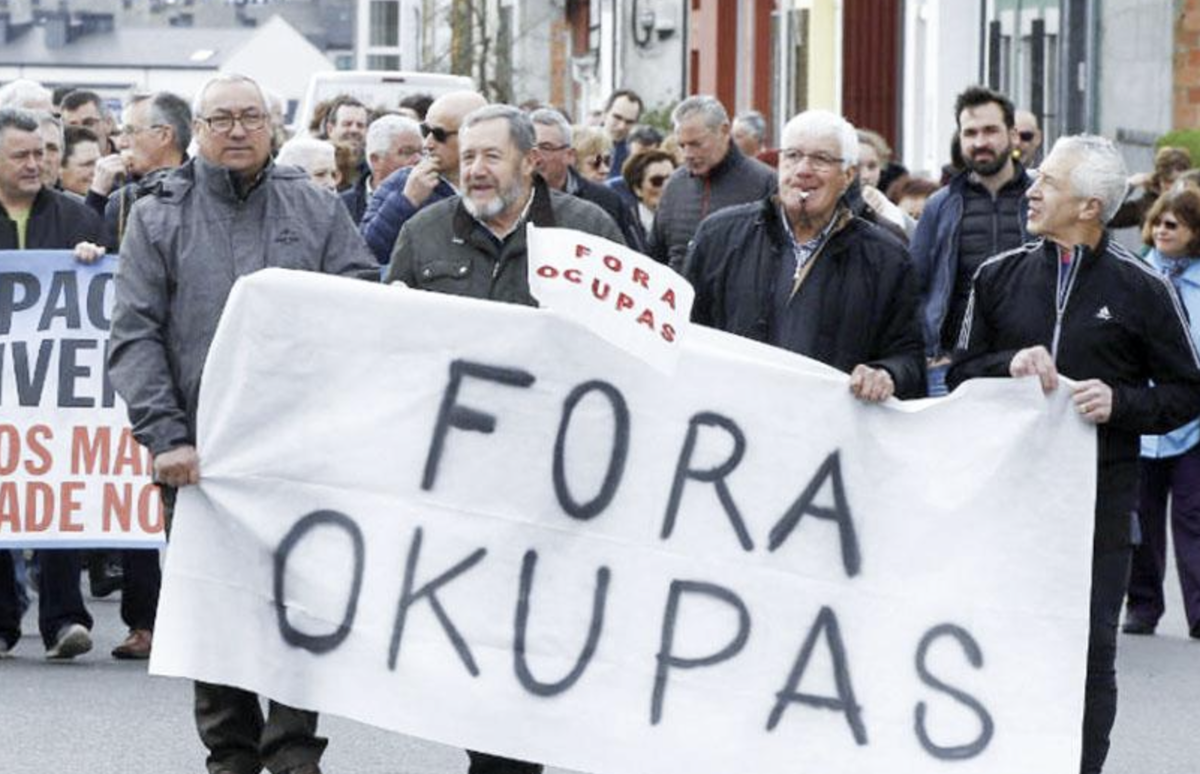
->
[901,0,982,178]
[1097,0,1173,173]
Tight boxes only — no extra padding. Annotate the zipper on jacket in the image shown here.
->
[1051,244,1083,360]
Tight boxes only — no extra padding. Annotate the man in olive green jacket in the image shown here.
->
[384,104,623,305]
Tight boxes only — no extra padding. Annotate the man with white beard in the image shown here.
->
[384,104,622,307]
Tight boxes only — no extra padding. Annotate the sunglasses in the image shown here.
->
[419,123,458,143]
[585,153,612,168]
[1018,131,1036,142]
[645,174,669,188]
[1157,219,1180,231]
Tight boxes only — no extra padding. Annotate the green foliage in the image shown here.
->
[639,103,677,134]
[1157,129,1200,165]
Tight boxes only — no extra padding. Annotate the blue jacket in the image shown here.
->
[910,170,1030,357]
[360,166,456,264]
[1142,248,1200,458]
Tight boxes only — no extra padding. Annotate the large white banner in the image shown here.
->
[153,268,1097,774]
[0,251,164,547]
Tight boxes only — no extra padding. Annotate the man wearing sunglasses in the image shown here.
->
[686,109,924,403]
[529,107,644,251]
[109,73,377,774]
[1014,109,1043,167]
[360,90,488,264]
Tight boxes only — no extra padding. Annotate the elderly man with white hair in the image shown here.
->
[949,135,1200,774]
[686,108,925,401]
[340,114,423,224]
[0,78,53,112]
[276,136,341,192]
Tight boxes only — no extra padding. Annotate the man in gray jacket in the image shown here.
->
[108,73,377,774]
[385,104,623,303]
[384,104,619,774]
[649,95,776,272]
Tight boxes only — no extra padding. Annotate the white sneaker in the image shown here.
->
[45,623,92,660]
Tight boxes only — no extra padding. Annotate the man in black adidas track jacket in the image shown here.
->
[949,135,1200,774]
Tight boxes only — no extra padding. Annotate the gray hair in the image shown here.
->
[1053,134,1129,223]
[137,91,193,156]
[365,114,421,158]
[0,79,52,110]
[0,107,40,135]
[529,108,573,146]
[461,104,536,154]
[192,73,268,118]
[733,110,767,141]
[276,136,335,169]
[672,95,729,132]
[782,109,860,170]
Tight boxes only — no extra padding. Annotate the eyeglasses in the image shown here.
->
[420,123,458,143]
[1157,219,1180,231]
[779,149,844,171]
[1018,131,1037,142]
[199,111,267,134]
[585,153,612,168]
[646,174,669,188]
[535,143,571,153]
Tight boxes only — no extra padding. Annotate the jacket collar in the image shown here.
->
[691,141,743,182]
[195,155,274,202]
[763,195,855,248]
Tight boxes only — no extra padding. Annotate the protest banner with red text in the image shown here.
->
[527,225,693,373]
[0,251,164,547]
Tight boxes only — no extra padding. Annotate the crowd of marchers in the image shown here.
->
[2,72,1200,774]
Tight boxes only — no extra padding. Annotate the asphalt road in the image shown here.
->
[2,556,1197,774]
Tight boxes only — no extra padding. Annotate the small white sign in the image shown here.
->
[527,225,693,373]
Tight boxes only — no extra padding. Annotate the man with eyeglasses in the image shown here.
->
[108,73,377,774]
[909,85,1032,396]
[341,114,424,225]
[529,107,643,250]
[686,109,925,402]
[60,90,116,154]
[360,90,487,264]
[650,95,775,271]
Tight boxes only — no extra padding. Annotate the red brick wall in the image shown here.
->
[1175,1,1200,128]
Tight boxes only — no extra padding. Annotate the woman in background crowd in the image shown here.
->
[621,148,678,248]
[571,124,613,183]
[1123,186,1200,642]
[1110,146,1192,230]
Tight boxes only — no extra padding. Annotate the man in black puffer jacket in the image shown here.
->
[686,109,925,401]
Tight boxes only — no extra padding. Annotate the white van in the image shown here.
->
[295,70,475,133]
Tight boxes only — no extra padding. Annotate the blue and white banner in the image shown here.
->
[0,251,164,547]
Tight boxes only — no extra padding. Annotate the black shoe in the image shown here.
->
[1121,617,1156,635]
[1190,623,1199,640]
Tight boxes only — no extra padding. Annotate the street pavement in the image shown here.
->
[2,555,1197,774]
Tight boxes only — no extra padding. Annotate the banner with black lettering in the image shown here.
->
[0,251,164,547]
[152,268,1097,774]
